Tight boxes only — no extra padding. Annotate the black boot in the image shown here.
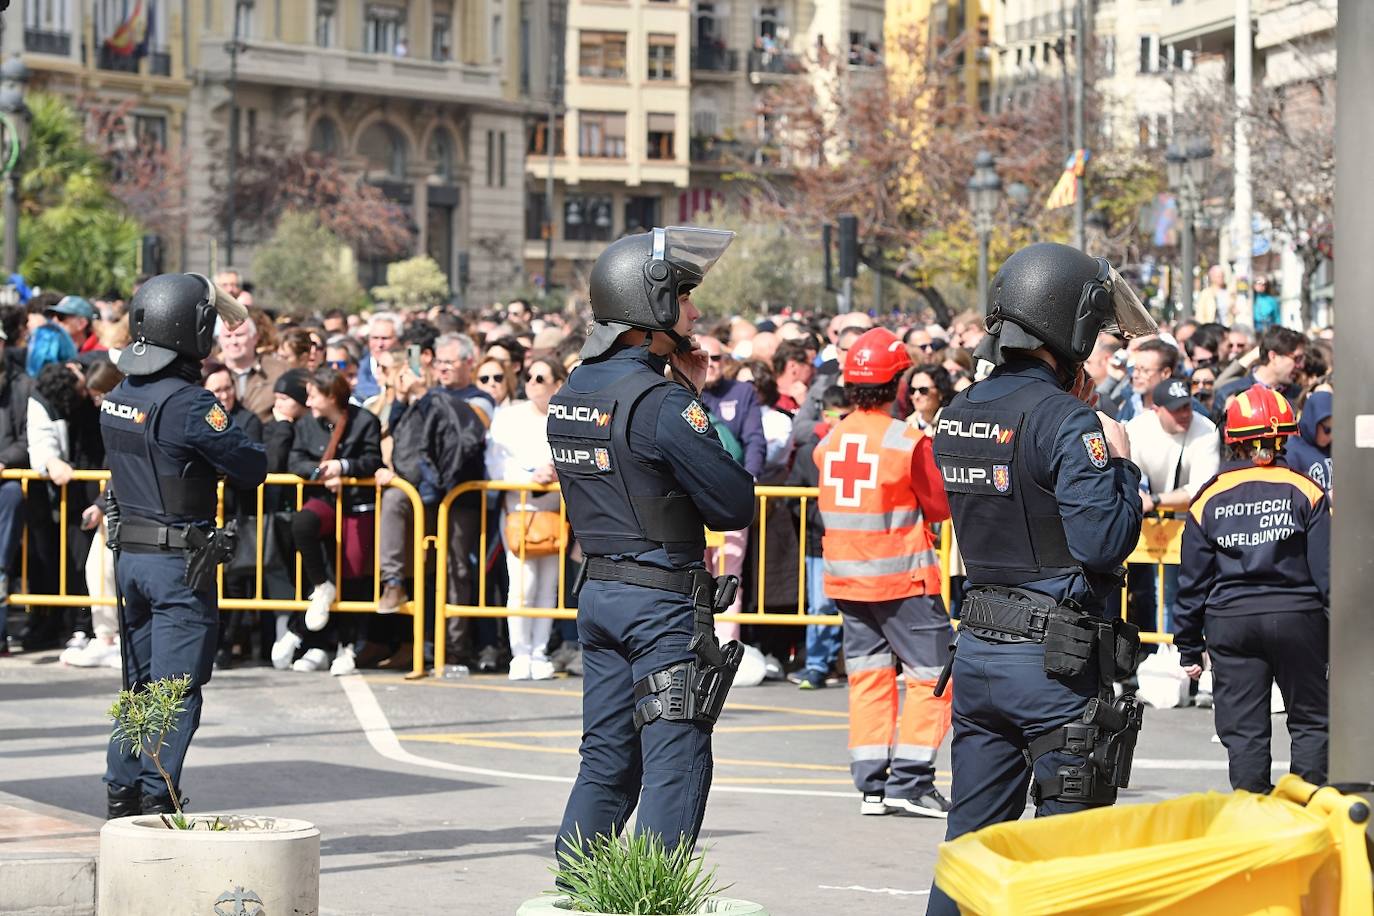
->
[106,785,141,819]
[140,793,182,816]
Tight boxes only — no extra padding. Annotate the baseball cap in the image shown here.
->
[1153,378,1192,411]
[45,295,98,322]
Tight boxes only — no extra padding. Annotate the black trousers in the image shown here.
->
[1207,611,1328,793]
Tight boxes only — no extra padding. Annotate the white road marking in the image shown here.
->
[819,885,931,897]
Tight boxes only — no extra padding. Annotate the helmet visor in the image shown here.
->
[655,226,736,279]
[1104,267,1158,339]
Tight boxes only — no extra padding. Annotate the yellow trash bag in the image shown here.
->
[934,774,1373,915]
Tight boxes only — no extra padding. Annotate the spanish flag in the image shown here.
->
[1045,148,1089,211]
[105,1,150,58]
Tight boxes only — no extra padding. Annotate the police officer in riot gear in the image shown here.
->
[101,273,267,818]
[551,227,756,862]
[927,243,1156,915]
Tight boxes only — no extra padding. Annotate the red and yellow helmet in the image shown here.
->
[1223,384,1298,444]
[843,327,912,386]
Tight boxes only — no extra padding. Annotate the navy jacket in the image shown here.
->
[954,359,1143,610]
[1283,391,1332,492]
[700,377,766,479]
[1173,460,1331,666]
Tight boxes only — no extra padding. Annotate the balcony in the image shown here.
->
[150,50,171,76]
[691,46,738,72]
[747,48,804,77]
[690,135,749,165]
[1159,0,1240,53]
[24,29,71,56]
[97,46,140,73]
[197,38,502,104]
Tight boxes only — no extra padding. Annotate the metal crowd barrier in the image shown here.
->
[1,469,429,678]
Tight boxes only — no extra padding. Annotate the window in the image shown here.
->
[528,115,566,156]
[526,190,549,241]
[134,114,167,149]
[246,109,257,150]
[428,127,455,182]
[365,4,406,55]
[433,14,451,60]
[646,112,675,160]
[315,1,336,47]
[358,122,409,178]
[491,12,503,62]
[1138,34,1158,73]
[624,196,660,234]
[499,132,507,186]
[580,31,627,79]
[486,130,495,185]
[579,111,626,158]
[564,195,614,241]
[310,117,341,155]
[647,34,675,80]
[757,5,782,41]
[1102,34,1115,75]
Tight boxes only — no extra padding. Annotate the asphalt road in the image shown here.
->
[0,651,1295,915]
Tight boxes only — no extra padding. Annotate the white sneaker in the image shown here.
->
[508,655,532,680]
[291,648,329,672]
[271,631,303,670]
[61,639,119,668]
[305,582,336,632]
[330,645,357,676]
[860,794,890,816]
[65,631,90,650]
[529,658,556,681]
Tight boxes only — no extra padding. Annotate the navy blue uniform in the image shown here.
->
[1174,460,1330,792]
[928,359,1142,916]
[550,344,754,859]
[100,372,267,804]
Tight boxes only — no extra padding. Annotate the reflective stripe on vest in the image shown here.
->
[814,410,940,602]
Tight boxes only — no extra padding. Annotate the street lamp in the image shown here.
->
[1166,135,1213,321]
[967,150,1003,314]
[224,0,254,269]
[0,59,31,277]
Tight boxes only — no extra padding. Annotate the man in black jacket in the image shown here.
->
[374,361,486,656]
[0,325,30,652]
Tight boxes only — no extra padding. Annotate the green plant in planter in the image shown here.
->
[108,675,226,831]
[552,829,731,915]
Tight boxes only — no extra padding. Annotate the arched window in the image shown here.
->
[357,122,409,179]
[308,117,341,156]
[427,127,455,182]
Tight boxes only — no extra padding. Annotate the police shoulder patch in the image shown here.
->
[1081,430,1109,469]
[205,403,230,432]
[681,401,711,434]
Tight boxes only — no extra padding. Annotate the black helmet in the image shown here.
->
[582,226,734,359]
[985,242,1156,366]
[116,273,222,376]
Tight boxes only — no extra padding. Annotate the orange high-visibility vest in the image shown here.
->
[814,410,941,602]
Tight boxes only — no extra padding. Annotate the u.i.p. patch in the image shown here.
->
[205,404,230,432]
[681,401,711,434]
[1081,430,1109,469]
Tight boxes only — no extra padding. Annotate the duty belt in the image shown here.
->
[583,557,716,604]
[115,518,208,552]
[960,586,1078,644]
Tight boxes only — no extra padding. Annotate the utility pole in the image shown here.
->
[1233,0,1253,321]
[542,0,567,295]
[1329,0,1374,803]
[1072,0,1087,251]
[224,1,251,268]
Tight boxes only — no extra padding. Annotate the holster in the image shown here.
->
[183,520,238,591]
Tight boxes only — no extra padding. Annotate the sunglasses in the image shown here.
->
[911,386,931,396]
[327,359,349,370]
[915,343,938,352]
[478,373,505,384]
[708,354,724,362]
[1191,380,1214,390]
[526,372,550,384]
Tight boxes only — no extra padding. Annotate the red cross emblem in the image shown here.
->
[822,434,879,508]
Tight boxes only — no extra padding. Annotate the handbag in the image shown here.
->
[504,509,568,558]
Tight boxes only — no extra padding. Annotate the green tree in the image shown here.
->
[252,211,365,315]
[370,255,450,309]
[10,93,142,296]
[688,206,828,317]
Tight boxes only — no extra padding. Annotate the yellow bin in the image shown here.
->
[934,775,1373,915]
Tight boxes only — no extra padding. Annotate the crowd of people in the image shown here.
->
[0,271,1335,700]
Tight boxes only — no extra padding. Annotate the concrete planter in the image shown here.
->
[99,814,319,916]
[516,896,768,915]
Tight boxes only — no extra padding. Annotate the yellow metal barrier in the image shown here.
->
[1,469,428,678]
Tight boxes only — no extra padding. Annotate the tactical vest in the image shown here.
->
[813,410,940,602]
[932,378,1082,586]
[547,365,706,566]
[99,376,219,525]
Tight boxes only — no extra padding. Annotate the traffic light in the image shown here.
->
[838,214,858,279]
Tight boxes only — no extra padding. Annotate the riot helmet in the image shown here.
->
[982,242,1156,369]
[581,226,735,359]
[117,273,248,376]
